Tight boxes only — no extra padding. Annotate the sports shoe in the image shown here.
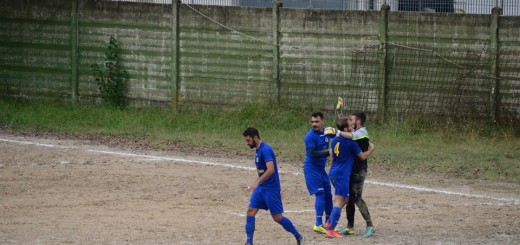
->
[244,243,253,245]
[326,229,343,238]
[313,225,327,234]
[296,234,305,245]
[324,221,339,231]
[363,226,375,238]
[339,227,355,235]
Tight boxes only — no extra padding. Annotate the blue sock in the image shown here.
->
[245,216,255,244]
[324,187,333,220]
[329,207,342,230]
[279,216,301,239]
[315,192,325,226]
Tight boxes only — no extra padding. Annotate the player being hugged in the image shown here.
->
[327,97,376,237]
[303,112,336,234]
[242,127,305,245]
[324,117,375,238]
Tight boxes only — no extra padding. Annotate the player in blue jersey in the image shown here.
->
[326,111,375,237]
[303,112,335,234]
[324,116,374,238]
[242,127,305,245]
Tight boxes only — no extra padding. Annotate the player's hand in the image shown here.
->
[336,97,344,115]
[368,142,375,151]
[247,182,257,193]
[336,97,344,110]
[324,127,337,136]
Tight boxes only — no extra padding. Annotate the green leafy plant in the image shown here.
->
[91,36,129,108]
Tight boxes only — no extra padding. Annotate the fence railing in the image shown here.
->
[111,0,520,15]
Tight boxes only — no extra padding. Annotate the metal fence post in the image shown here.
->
[377,3,390,123]
[273,0,281,104]
[71,0,79,103]
[491,6,501,122]
[172,0,180,109]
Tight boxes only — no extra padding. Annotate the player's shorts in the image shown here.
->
[349,170,367,201]
[248,186,284,215]
[303,166,331,195]
[330,176,350,199]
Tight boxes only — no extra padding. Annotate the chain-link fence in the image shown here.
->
[349,43,520,121]
[111,0,520,15]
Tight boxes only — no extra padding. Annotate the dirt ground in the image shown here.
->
[1,133,519,245]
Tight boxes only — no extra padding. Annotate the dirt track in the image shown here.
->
[1,133,519,244]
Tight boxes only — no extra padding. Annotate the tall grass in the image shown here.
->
[0,98,518,182]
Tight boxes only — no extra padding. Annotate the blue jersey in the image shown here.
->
[329,137,361,179]
[255,142,280,190]
[304,128,331,169]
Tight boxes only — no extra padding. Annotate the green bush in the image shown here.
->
[91,36,129,108]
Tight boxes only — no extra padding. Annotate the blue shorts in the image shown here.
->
[304,167,331,195]
[248,187,284,215]
[330,177,350,199]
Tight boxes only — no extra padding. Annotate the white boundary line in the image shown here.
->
[229,199,517,218]
[365,180,519,204]
[1,137,519,205]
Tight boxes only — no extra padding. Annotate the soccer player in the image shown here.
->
[324,116,375,238]
[329,112,375,237]
[303,112,334,234]
[242,127,305,245]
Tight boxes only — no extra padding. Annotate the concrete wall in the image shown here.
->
[178,5,274,108]
[499,16,520,118]
[386,12,493,117]
[0,0,73,99]
[279,8,380,111]
[77,0,173,106]
[0,0,518,120]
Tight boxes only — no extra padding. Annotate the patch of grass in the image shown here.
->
[0,98,518,182]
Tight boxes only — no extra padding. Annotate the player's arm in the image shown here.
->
[306,147,330,159]
[338,130,354,139]
[248,161,275,192]
[324,127,354,139]
[338,127,369,139]
[357,142,375,160]
[305,135,329,159]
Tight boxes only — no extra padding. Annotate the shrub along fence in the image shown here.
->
[0,0,519,122]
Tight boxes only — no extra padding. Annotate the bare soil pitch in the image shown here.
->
[1,133,519,244]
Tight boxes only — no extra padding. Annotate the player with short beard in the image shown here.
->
[340,112,375,238]
[303,112,334,234]
[242,127,305,245]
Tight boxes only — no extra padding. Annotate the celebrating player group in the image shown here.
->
[242,97,375,245]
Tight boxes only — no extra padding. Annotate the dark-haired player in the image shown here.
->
[303,112,334,234]
[242,127,305,245]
